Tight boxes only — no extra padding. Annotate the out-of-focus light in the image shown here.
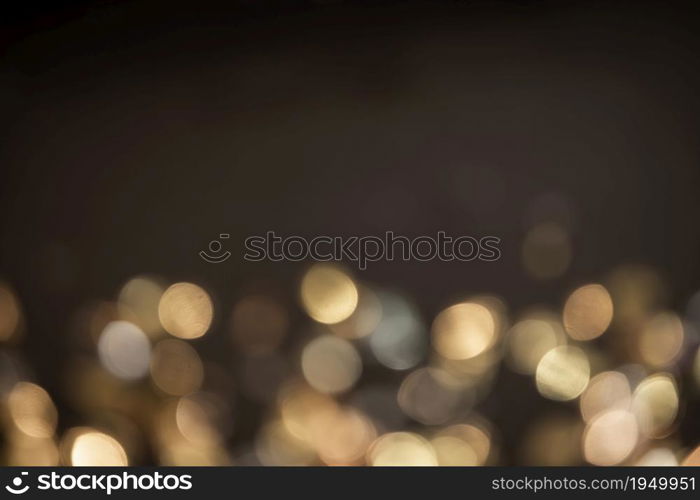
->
[279,383,338,444]
[433,423,492,465]
[117,275,165,337]
[230,295,288,354]
[158,282,213,339]
[150,339,204,396]
[6,434,59,466]
[255,419,316,466]
[432,302,496,360]
[580,371,631,423]
[522,222,571,280]
[638,312,684,368]
[636,448,678,466]
[563,284,613,341]
[66,428,128,466]
[314,406,376,466]
[329,286,382,339]
[506,312,566,375]
[301,335,362,394]
[97,321,151,380]
[368,432,437,466]
[369,291,427,370]
[536,346,590,401]
[0,282,21,341]
[583,409,638,465]
[632,373,678,438]
[7,382,57,438]
[300,264,358,324]
[397,367,468,425]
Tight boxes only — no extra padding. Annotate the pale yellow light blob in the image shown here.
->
[300,264,358,324]
[7,382,57,438]
[636,448,678,466]
[329,286,382,339]
[301,335,362,394]
[536,346,590,401]
[368,432,438,466]
[563,284,613,340]
[580,371,632,423]
[68,428,128,466]
[117,275,165,337]
[150,339,204,396]
[97,321,151,380]
[314,407,377,466]
[432,302,496,360]
[158,282,213,339]
[0,283,21,341]
[435,423,492,465]
[7,435,59,466]
[632,373,678,438]
[279,383,338,444]
[639,312,684,368]
[430,436,478,466]
[583,409,638,465]
[175,397,220,447]
[522,222,572,280]
[255,419,316,466]
[506,316,566,374]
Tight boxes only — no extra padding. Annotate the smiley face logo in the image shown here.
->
[5,472,29,494]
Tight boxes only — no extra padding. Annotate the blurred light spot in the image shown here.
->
[639,312,684,368]
[67,428,128,466]
[369,291,427,370]
[301,335,361,394]
[580,371,631,423]
[430,436,478,466]
[636,448,678,466]
[117,275,165,337]
[583,410,638,465]
[315,406,376,465]
[606,265,665,325]
[432,302,495,360]
[279,383,338,444]
[98,321,151,380]
[506,313,566,375]
[7,382,57,438]
[368,432,437,466]
[255,419,316,466]
[7,434,59,466]
[300,264,358,324]
[0,282,21,341]
[522,222,571,280]
[536,346,590,401]
[158,282,213,339]
[330,286,382,339]
[397,367,469,425]
[563,284,613,341]
[150,339,204,396]
[632,373,678,438]
[175,395,221,447]
[231,295,288,354]
[434,423,492,465]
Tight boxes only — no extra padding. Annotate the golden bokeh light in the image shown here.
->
[433,423,492,465]
[632,373,679,438]
[314,406,377,465]
[117,275,165,337]
[535,346,590,401]
[636,448,678,466]
[583,409,638,465]
[329,285,382,339]
[579,371,631,423]
[7,382,58,438]
[301,335,362,394]
[300,264,358,324]
[430,436,478,466]
[368,432,437,466]
[279,383,338,444]
[563,284,613,341]
[432,302,496,360]
[97,320,151,380]
[255,419,316,466]
[506,313,566,375]
[522,222,572,280]
[0,282,21,341]
[158,282,213,339]
[397,367,467,425]
[230,295,288,354]
[150,339,204,396]
[66,427,128,466]
[638,312,684,368]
